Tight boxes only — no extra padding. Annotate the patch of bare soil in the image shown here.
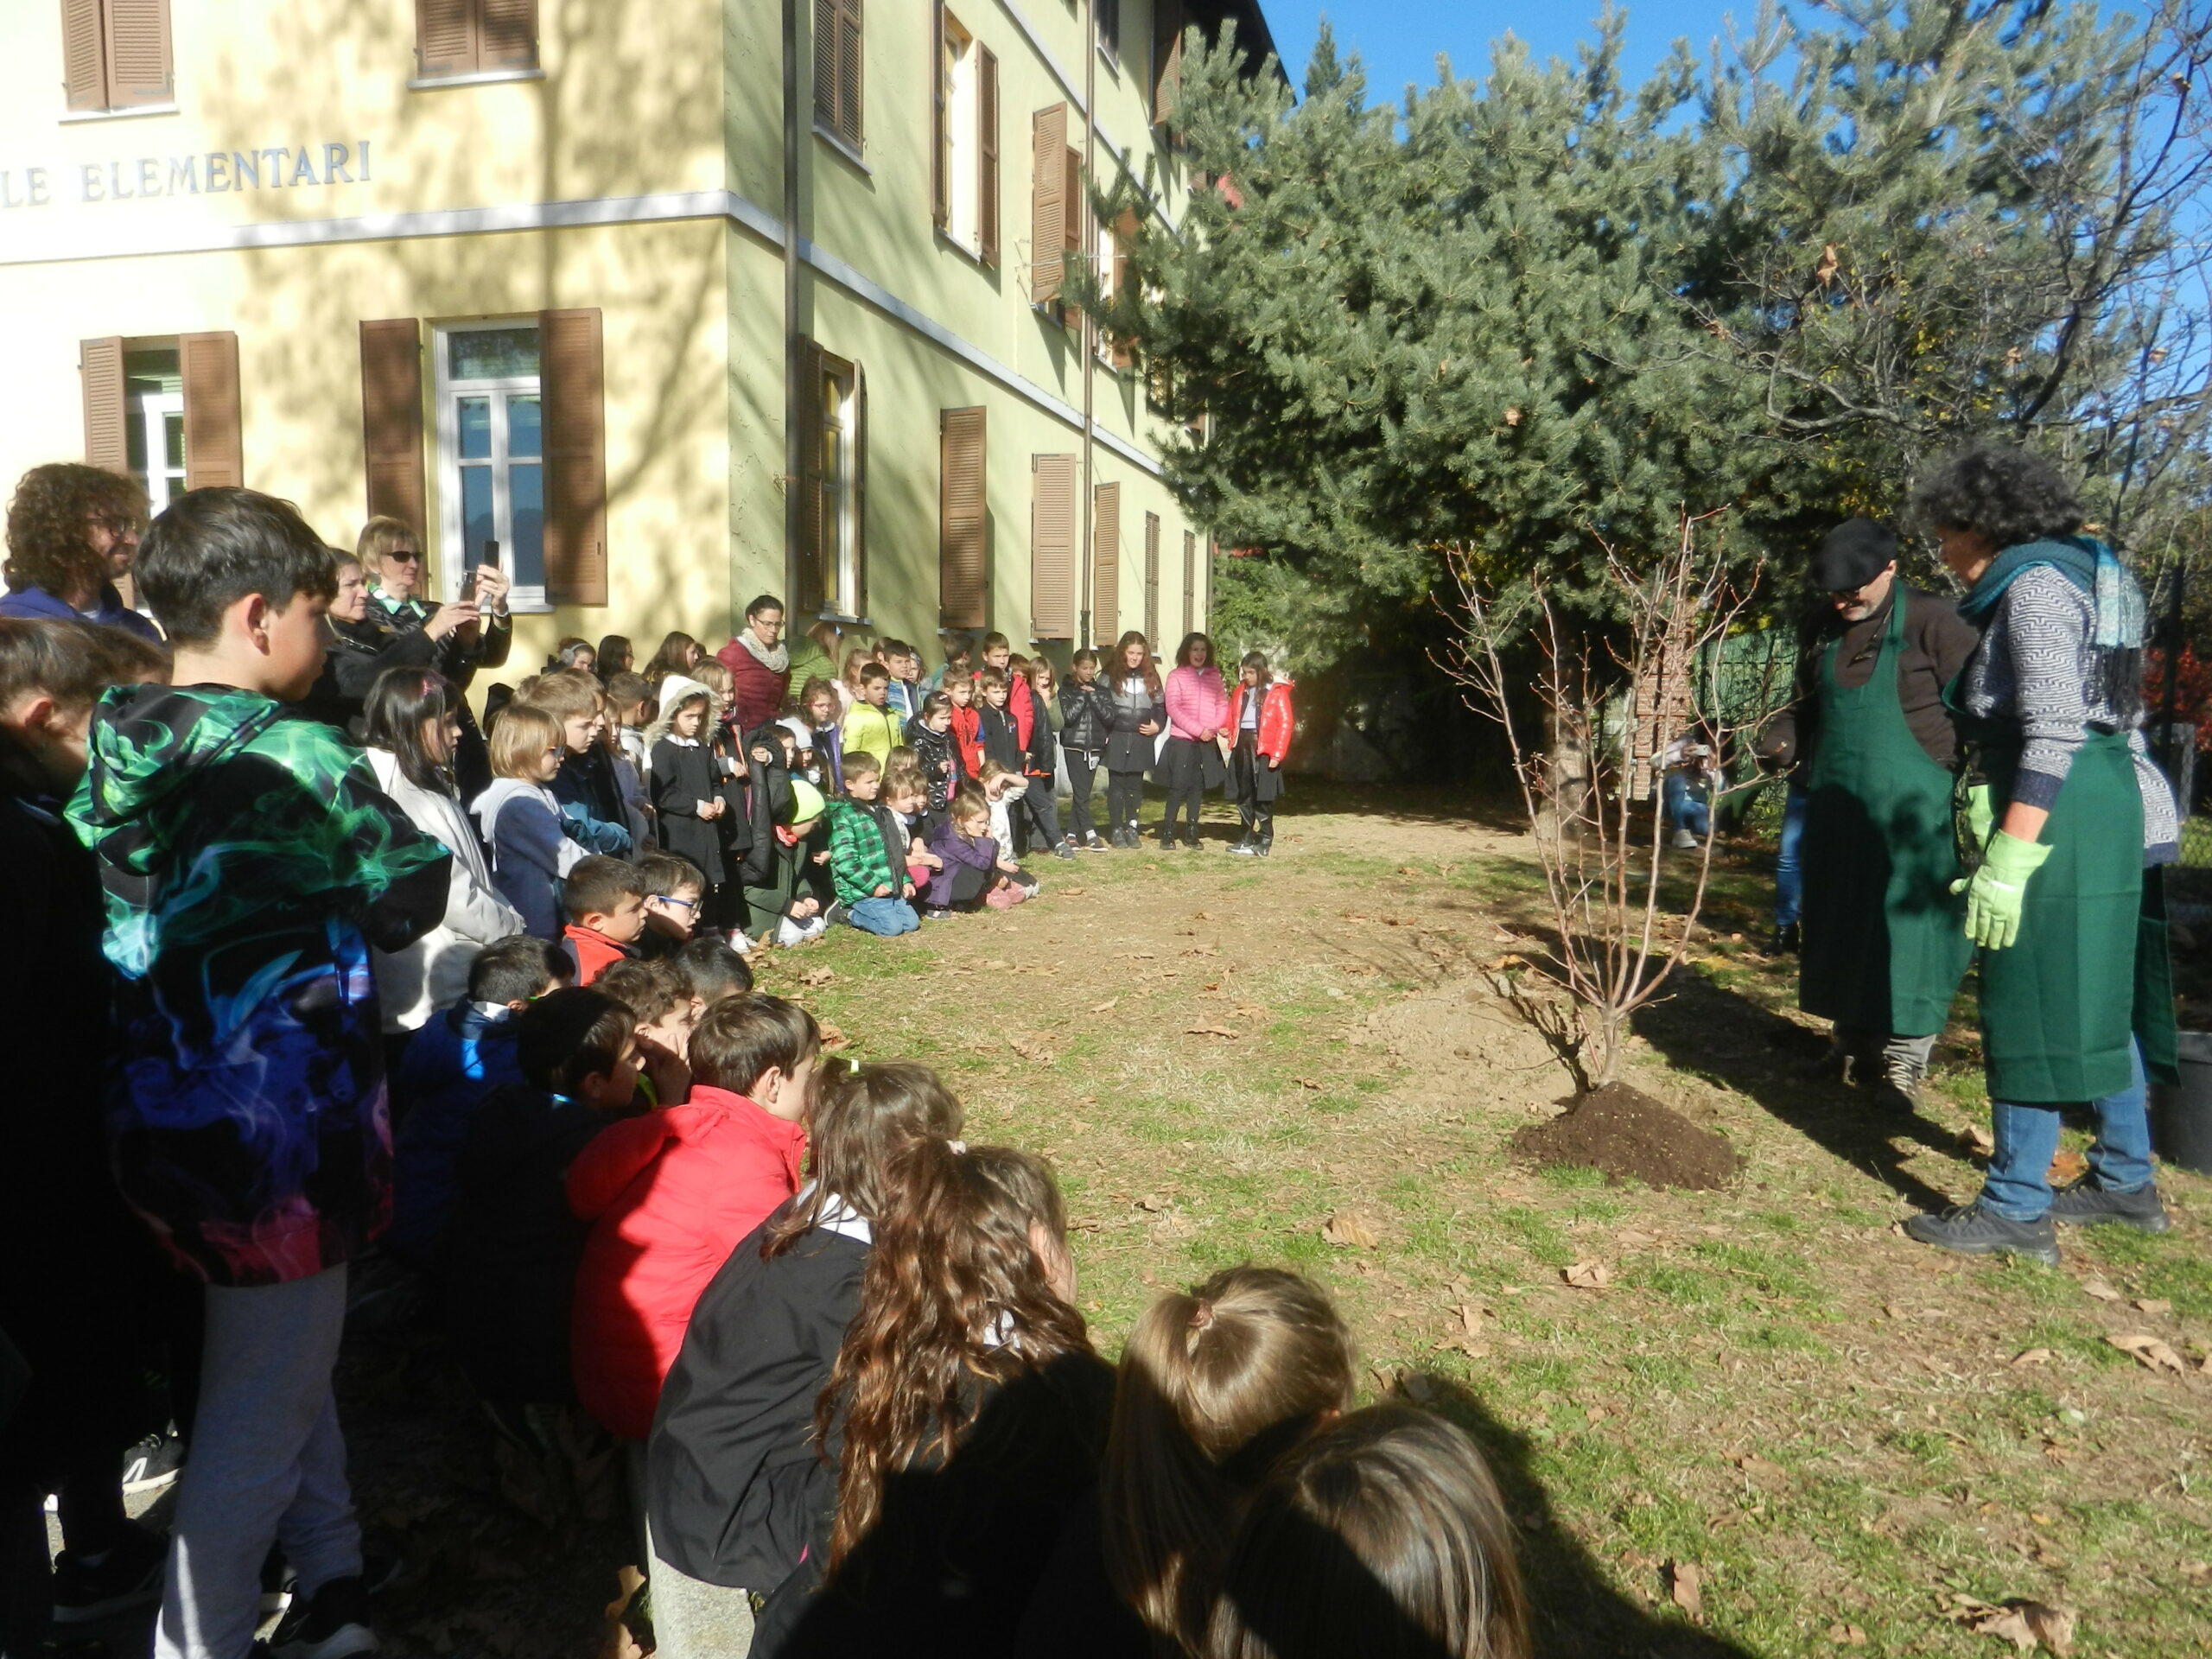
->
[1512,1081,1740,1191]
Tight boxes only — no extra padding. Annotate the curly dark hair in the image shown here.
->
[1908,441,2083,550]
[4,463,148,601]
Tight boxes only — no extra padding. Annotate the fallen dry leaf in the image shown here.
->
[2134,1297,2172,1315]
[1060,887,1088,896]
[1961,1123,1997,1156]
[817,1020,850,1051]
[1233,1003,1269,1018]
[2045,1149,2088,1185]
[797,965,836,988]
[2081,1277,2121,1302]
[1132,951,1156,960]
[1562,1261,1612,1290]
[1185,1025,1237,1039]
[1734,1453,1789,1486]
[1953,1595,2077,1655]
[2107,1331,2187,1373]
[1320,1211,1379,1249]
[1827,1623,1867,1646]
[1616,1228,1657,1249]
[1090,997,1119,1013]
[981,957,1011,969]
[1294,1077,1324,1090]
[1009,1034,1056,1064]
[1666,1559,1703,1622]
[2011,1348,2057,1367]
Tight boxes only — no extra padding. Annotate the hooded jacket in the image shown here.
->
[1227,678,1296,766]
[69,683,451,1286]
[389,1001,525,1265]
[472,776,586,939]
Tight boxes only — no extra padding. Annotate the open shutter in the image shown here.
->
[810,0,836,130]
[181,333,242,490]
[480,0,537,69]
[1143,512,1160,645]
[825,0,863,149]
[1151,0,1185,127]
[1030,454,1077,639]
[80,338,129,476]
[415,0,474,76]
[1064,145,1084,265]
[939,407,988,628]
[1110,209,1139,369]
[1091,481,1121,646]
[794,343,826,613]
[62,0,106,111]
[851,362,868,619]
[1181,530,1196,637]
[540,308,607,607]
[977,45,1000,267]
[930,4,949,230]
[1030,104,1066,304]
[103,0,171,109]
[360,320,428,543]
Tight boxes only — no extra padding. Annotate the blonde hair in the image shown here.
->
[693,658,735,700]
[1104,1268,1355,1649]
[488,702,563,779]
[883,762,928,804]
[355,514,419,570]
[514,668,602,721]
[978,759,1023,791]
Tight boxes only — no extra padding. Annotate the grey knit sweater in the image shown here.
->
[1959,563,2178,865]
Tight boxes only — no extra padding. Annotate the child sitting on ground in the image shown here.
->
[978,760,1041,897]
[925,785,1027,917]
[635,851,709,961]
[562,855,649,985]
[743,778,831,947]
[594,958,698,1109]
[884,763,941,895]
[827,753,920,937]
[391,935,570,1268]
[567,995,820,1441]
[474,702,585,939]
[677,935,755,1008]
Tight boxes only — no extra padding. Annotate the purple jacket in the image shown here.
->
[0,582,163,645]
[925,820,999,908]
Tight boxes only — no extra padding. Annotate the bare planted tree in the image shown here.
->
[1436,507,1779,1092]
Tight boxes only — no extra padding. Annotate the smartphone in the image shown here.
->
[461,540,499,603]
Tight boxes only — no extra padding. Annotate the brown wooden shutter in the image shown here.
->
[795,342,826,613]
[1030,104,1066,304]
[811,0,836,130]
[180,332,242,490]
[359,320,428,543]
[79,337,129,476]
[1064,145,1084,263]
[976,45,999,267]
[1143,511,1160,645]
[480,0,537,69]
[938,407,987,627]
[103,0,171,109]
[1030,454,1077,639]
[930,4,949,230]
[1110,210,1139,369]
[1151,0,1185,127]
[415,0,474,76]
[851,361,868,618]
[540,308,607,607]
[62,0,106,111]
[815,0,861,149]
[1181,530,1196,637]
[1091,481,1120,646]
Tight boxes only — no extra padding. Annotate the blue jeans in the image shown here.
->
[1662,770,1711,837]
[1774,781,1807,927]
[1980,1039,2153,1220]
[848,896,919,936]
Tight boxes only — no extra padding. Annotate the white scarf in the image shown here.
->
[734,629,790,675]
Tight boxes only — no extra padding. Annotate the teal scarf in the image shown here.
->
[1957,534,2145,651]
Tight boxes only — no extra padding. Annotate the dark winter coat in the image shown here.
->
[651,737,724,888]
[389,1001,524,1266]
[978,703,1026,775]
[1104,674,1165,774]
[905,715,963,812]
[1058,679,1116,753]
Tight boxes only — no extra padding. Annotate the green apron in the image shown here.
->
[1799,594,1973,1037]
[1974,729,2142,1103]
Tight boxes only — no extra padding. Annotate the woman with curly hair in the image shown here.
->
[0,463,162,644]
[753,1141,1112,1657]
[1901,440,2180,1266]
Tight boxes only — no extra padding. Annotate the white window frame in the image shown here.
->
[130,388,187,512]
[939,13,982,258]
[433,320,550,613]
[819,355,861,618]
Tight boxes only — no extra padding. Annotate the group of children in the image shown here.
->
[10,476,1549,1659]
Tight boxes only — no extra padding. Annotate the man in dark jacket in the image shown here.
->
[0,462,164,645]
[1757,519,1982,1106]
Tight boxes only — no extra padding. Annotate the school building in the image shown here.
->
[0,0,1273,664]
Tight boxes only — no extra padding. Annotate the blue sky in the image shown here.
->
[1262,1,1764,99]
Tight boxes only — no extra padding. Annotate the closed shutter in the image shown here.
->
[1143,512,1160,646]
[851,362,868,619]
[540,308,607,607]
[79,337,129,476]
[180,332,242,490]
[1151,0,1185,127]
[1110,210,1139,370]
[103,0,171,109]
[977,46,1000,267]
[480,0,537,69]
[930,3,949,230]
[1181,530,1195,637]
[1091,481,1120,646]
[939,407,988,628]
[1064,145,1084,264]
[1030,104,1066,304]
[359,320,428,543]
[813,0,861,148]
[416,0,475,76]
[811,0,836,131]
[1029,454,1077,639]
[62,0,105,111]
[795,342,826,613]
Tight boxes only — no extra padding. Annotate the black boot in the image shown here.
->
[1184,828,1202,850]
[1230,830,1255,855]
[1255,833,1273,858]
[1766,922,1801,954]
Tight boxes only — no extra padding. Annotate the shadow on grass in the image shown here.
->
[1406,1373,1758,1659]
[1631,965,1962,1213]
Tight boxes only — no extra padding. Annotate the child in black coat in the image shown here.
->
[1058,648,1116,852]
[648,689,726,916]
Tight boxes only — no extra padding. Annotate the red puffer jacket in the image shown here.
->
[716,639,791,734]
[1227,679,1295,765]
[566,1086,807,1439]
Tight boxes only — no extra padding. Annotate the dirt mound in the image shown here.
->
[1510,1081,1738,1191]
[1361,980,1560,1079]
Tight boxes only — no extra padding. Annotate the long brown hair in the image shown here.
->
[816,1141,1090,1572]
[763,1062,963,1259]
[1103,1268,1355,1650]
[1206,1403,1530,1659]
[1112,630,1163,696]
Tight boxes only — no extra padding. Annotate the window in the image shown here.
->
[1098,210,1138,368]
[939,408,987,628]
[81,332,238,490]
[435,323,546,607]
[813,0,863,154]
[933,10,999,264]
[62,0,173,114]
[414,0,538,82]
[798,346,867,619]
[122,347,185,512]
[1096,0,1121,66]
[1031,105,1084,309]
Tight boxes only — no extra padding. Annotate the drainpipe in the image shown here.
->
[1078,0,1096,651]
[781,0,804,612]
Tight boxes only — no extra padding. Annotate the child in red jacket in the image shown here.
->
[1227,651,1294,858]
[566,994,820,1440]
[561,855,649,984]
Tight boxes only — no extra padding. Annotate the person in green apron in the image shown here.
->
[1758,520,1981,1107]
[1900,442,2182,1266]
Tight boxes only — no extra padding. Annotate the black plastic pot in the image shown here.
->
[2152,1032,2212,1177]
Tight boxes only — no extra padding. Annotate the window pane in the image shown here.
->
[163,412,186,472]
[448,326,541,383]
[126,410,149,474]
[508,462,545,588]
[507,396,542,461]
[123,348,181,397]
[461,464,494,566]
[458,397,493,461]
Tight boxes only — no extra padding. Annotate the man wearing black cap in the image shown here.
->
[1757,519,1983,1106]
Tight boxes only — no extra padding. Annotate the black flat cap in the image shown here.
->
[1811,518,1898,592]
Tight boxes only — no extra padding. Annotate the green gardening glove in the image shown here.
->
[1948,829,2051,950]
[1962,782,1993,850]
